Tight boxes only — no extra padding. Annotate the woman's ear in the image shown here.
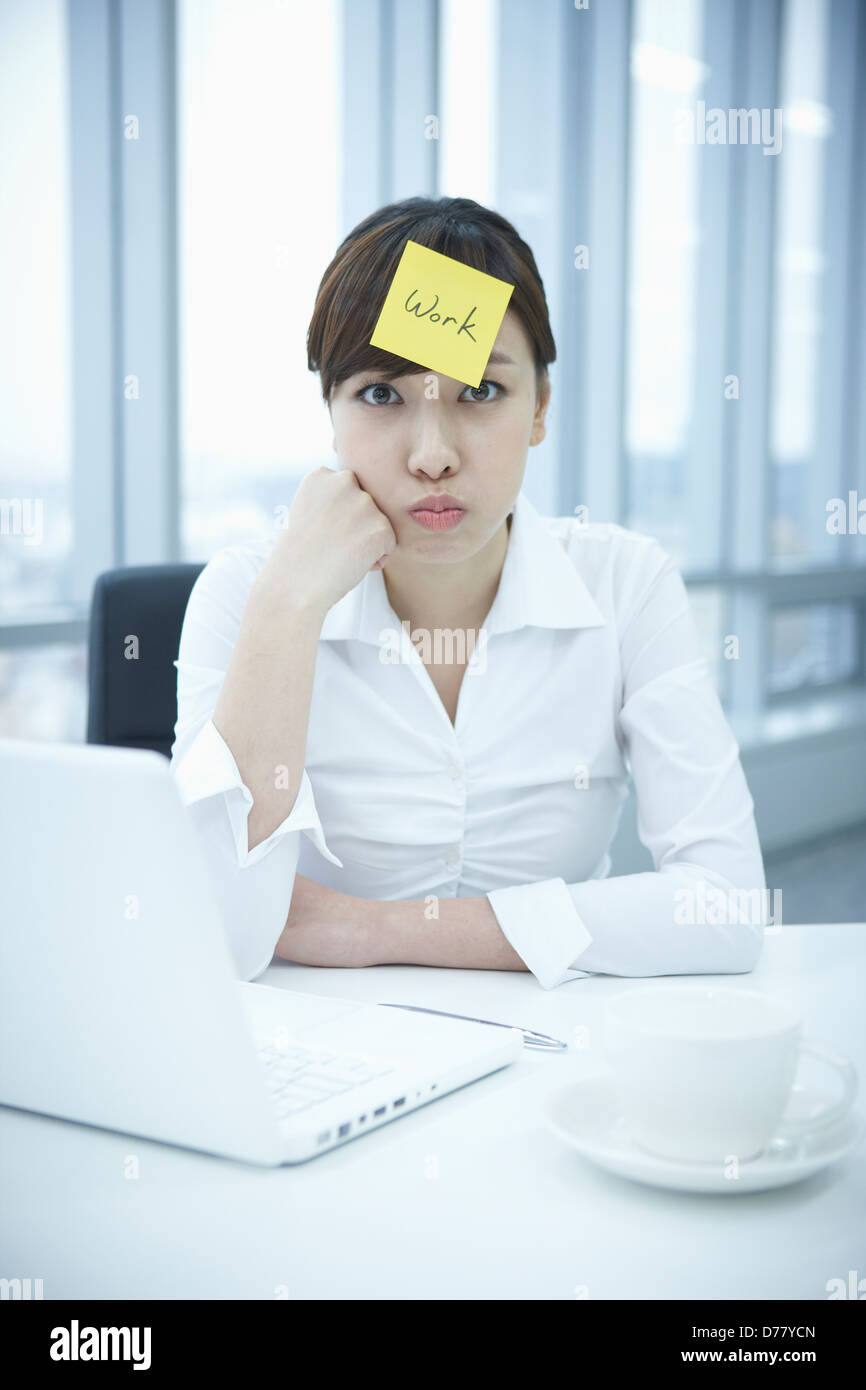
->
[530,375,551,447]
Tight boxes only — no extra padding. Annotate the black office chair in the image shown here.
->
[86,564,205,759]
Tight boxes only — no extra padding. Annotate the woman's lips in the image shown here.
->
[409,508,466,531]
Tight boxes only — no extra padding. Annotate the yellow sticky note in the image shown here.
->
[369,240,515,389]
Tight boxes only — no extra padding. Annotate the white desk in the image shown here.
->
[1,924,864,1300]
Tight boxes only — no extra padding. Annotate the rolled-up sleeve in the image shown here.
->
[487,542,767,990]
[170,548,342,981]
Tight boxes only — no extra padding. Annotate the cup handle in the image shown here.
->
[777,1039,858,1133]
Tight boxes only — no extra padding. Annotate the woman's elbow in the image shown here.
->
[711,883,768,974]
[728,921,765,974]
[217,873,294,982]
[689,870,769,974]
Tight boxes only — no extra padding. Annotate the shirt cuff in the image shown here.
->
[486,877,595,990]
[170,717,343,870]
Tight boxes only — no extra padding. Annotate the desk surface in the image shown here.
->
[1,924,864,1300]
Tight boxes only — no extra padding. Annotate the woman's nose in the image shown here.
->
[406,418,460,478]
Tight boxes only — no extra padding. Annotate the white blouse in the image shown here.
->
[170,488,767,989]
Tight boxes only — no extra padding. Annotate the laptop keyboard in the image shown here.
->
[257,1040,397,1119]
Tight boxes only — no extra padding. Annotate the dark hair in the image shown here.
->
[306,196,556,403]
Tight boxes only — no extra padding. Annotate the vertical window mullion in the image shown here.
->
[558,0,596,522]
[853,0,866,572]
[728,0,781,724]
[68,0,118,602]
[118,0,178,566]
[339,0,386,238]
[809,0,859,567]
[390,0,437,199]
[582,0,631,527]
[492,0,569,518]
[687,0,737,575]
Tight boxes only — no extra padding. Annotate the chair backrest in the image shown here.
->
[86,564,205,759]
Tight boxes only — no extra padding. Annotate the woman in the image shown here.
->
[170,195,767,989]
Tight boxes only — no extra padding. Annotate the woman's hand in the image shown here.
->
[274,874,373,969]
[254,467,397,618]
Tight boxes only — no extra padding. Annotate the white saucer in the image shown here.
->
[545,1073,863,1194]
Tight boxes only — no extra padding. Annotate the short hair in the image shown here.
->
[306,195,557,403]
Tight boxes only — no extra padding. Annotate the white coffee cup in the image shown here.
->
[602,985,857,1164]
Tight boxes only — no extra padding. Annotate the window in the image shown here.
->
[177,0,340,561]
[0,0,83,742]
[438,0,497,204]
[768,0,832,566]
[0,0,72,615]
[1,0,864,762]
[0,643,87,743]
[624,0,707,568]
[769,602,859,696]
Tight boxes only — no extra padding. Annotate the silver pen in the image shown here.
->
[378,1002,568,1050]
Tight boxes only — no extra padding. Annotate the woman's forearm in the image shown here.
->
[212,578,326,852]
[366,894,528,973]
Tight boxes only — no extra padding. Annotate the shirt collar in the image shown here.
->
[318,488,606,644]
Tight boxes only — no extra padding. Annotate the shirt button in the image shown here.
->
[447,761,461,780]
[443,852,460,872]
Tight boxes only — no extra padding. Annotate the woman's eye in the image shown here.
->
[460,379,503,403]
[355,378,504,405]
[358,382,400,405]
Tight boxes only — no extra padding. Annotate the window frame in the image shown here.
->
[2,0,864,743]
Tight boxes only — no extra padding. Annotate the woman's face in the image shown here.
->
[328,309,550,564]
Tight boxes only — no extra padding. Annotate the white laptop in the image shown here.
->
[0,738,521,1166]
